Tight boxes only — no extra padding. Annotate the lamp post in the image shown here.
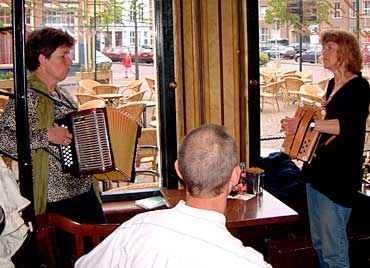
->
[273,17,280,67]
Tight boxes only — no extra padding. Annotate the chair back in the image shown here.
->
[127,90,147,102]
[137,128,159,179]
[145,77,155,100]
[78,79,101,94]
[297,85,324,103]
[79,99,106,110]
[116,101,146,122]
[296,70,313,80]
[93,84,119,95]
[300,84,323,96]
[75,93,106,105]
[284,77,304,92]
[260,71,274,84]
[37,213,119,268]
[316,77,330,90]
[119,79,145,95]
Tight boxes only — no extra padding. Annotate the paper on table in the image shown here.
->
[135,195,167,209]
[228,193,255,201]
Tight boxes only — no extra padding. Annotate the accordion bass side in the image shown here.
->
[56,108,140,182]
[281,102,326,163]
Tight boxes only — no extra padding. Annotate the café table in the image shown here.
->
[161,189,299,228]
[96,93,125,107]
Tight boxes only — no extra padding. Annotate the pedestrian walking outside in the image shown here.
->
[122,52,135,78]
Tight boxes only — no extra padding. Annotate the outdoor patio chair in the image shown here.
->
[119,79,145,96]
[283,77,305,106]
[92,84,119,95]
[75,93,106,105]
[78,79,101,94]
[260,80,284,112]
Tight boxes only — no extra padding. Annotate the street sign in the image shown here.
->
[304,15,317,21]
[286,2,300,14]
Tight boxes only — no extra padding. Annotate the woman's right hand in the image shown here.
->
[280,116,298,136]
[47,124,73,146]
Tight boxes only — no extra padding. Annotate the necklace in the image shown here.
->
[323,74,357,107]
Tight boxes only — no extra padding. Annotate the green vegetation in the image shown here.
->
[0,71,13,79]
[260,52,269,65]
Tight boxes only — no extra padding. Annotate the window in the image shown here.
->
[115,32,122,46]
[260,6,267,20]
[333,2,341,18]
[130,31,135,45]
[364,1,370,17]
[350,2,356,18]
[0,6,11,25]
[260,28,268,42]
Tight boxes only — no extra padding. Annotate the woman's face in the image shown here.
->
[321,41,339,71]
[42,46,73,82]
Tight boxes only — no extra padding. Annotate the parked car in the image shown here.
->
[137,47,154,63]
[294,46,322,63]
[131,46,154,63]
[290,42,311,53]
[264,46,296,59]
[102,46,131,61]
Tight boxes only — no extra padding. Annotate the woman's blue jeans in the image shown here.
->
[306,183,352,268]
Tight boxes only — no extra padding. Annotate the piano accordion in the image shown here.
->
[281,102,326,163]
[55,107,140,182]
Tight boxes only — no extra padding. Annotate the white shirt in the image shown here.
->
[75,200,272,268]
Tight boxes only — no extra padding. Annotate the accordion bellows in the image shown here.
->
[281,102,325,163]
[57,108,140,182]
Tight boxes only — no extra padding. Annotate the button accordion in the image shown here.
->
[281,101,326,163]
[55,107,140,182]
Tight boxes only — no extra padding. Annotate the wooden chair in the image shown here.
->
[37,213,119,268]
[145,77,155,100]
[315,77,330,91]
[119,79,144,96]
[116,101,146,123]
[296,70,313,80]
[260,71,274,85]
[283,77,305,106]
[296,84,324,103]
[75,93,106,105]
[136,128,159,182]
[78,79,101,94]
[79,99,106,110]
[126,90,147,102]
[93,84,119,95]
[260,80,284,112]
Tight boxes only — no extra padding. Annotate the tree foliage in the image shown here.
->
[265,0,331,30]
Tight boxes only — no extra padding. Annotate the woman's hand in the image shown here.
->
[48,124,73,146]
[280,116,298,136]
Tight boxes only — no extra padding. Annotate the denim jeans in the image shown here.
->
[306,183,352,268]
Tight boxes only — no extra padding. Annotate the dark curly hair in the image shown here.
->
[26,27,75,71]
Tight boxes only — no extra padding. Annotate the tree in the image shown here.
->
[265,0,331,33]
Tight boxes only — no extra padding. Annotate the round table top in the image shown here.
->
[96,93,124,99]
